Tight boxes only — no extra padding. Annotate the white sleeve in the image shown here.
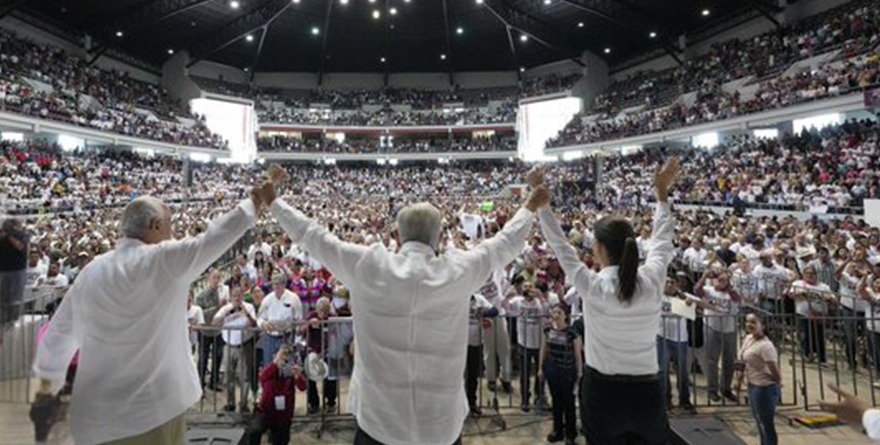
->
[195,307,205,325]
[33,283,81,393]
[539,208,595,295]
[864,409,880,441]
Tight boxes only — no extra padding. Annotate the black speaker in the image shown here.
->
[186,427,246,445]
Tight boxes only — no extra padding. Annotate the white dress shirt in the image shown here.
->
[33,200,256,445]
[214,302,257,345]
[270,199,534,445]
[864,409,880,441]
[539,202,674,376]
[257,289,303,336]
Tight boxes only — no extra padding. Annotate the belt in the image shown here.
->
[585,366,659,383]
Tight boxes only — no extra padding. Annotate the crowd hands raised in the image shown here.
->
[257,134,517,154]
[0,29,228,149]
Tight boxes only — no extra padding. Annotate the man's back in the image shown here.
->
[49,239,200,445]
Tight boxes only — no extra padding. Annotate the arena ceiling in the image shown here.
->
[23,0,781,73]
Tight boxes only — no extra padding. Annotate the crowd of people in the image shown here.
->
[257,100,517,127]
[0,29,228,149]
[257,134,518,154]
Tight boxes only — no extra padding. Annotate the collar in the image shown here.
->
[399,242,437,257]
[116,237,146,249]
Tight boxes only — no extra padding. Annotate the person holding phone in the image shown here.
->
[735,314,781,445]
[247,346,308,445]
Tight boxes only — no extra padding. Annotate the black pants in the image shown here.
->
[841,307,865,368]
[520,347,542,407]
[353,424,461,445]
[198,334,224,387]
[582,367,667,445]
[308,379,338,410]
[248,415,290,445]
[546,363,577,440]
[465,345,483,407]
[800,318,827,363]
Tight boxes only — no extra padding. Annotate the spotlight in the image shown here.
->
[520,34,528,42]
[649,31,657,38]
[373,10,381,19]
[702,8,710,16]
[390,7,397,15]
[403,0,410,3]
[230,0,240,9]
[115,30,123,38]
[292,0,300,3]
[369,0,376,3]
[544,0,551,4]
[380,57,386,63]
[476,0,483,3]
[340,0,348,4]
[604,47,610,54]
[246,34,254,42]
[440,53,447,60]
[312,27,320,35]
[577,22,584,28]
[456,27,464,34]
[519,67,525,72]
[243,67,249,72]
[167,49,174,55]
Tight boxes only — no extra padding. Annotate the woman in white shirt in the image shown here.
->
[536,157,679,445]
[789,265,837,364]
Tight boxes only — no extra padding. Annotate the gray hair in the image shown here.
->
[397,202,442,249]
[120,196,166,239]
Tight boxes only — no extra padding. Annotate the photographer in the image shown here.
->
[247,346,307,445]
[0,218,29,343]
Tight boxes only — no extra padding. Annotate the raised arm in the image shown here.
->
[269,198,370,287]
[539,208,594,292]
[160,199,257,282]
[34,282,82,395]
[641,158,680,286]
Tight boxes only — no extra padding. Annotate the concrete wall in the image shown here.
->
[453,71,518,89]
[0,16,160,84]
[575,50,609,110]
[319,73,384,90]
[388,72,451,90]
[253,72,318,89]
[189,60,249,84]
[162,51,202,109]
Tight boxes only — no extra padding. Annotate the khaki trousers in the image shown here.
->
[98,414,186,445]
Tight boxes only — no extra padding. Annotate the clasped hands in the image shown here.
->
[250,164,289,213]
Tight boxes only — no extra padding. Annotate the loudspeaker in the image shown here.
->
[668,418,745,445]
[186,427,246,445]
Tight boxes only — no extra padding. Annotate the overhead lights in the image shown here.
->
[369,0,376,3]
[519,67,525,72]
[519,34,528,42]
[373,10,381,19]
[440,53,447,60]
[380,57,386,63]
[230,0,240,9]
[649,31,657,38]
[544,0,551,4]
[167,49,174,55]
[702,8,710,16]
[340,0,348,4]
[403,0,410,3]
[577,22,584,28]
[311,26,320,35]
[292,0,300,3]
[456,26,464,35]
[115,30,124,38]
[476,0,483,3]
[390,7,397,15]
[245,34,254,42]
[604,47,611,54]
[243,67,249,72]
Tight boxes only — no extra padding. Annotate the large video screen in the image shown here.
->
[189,98,257,161]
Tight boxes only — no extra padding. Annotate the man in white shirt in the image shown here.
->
[35,262,70,288]
[33,192,260,445]
[258,273,303,366]
[236,254,258,281]
[506,282,547,412]
[214,286,258,413]
[465,293,493,416]
[790,266,836,364]
[480,270,512,394]
[187,293,204,357]
[255,166,549,445]
[247,232,272,262]
[682,239,709,280]
[695,269,741,403]
[752,251,791,314]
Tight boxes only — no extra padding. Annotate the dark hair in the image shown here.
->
[594,216,639,303]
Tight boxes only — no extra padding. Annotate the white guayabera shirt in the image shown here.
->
[270,199,535,445]
[34,200,256,445]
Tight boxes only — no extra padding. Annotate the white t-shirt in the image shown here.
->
[791,280,833,316]
[507,296,546,349]
[37,273,69,288]
[702,286,739,334]
[659,296,689,342]
[468,294,493,346]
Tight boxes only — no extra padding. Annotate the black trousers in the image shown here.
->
[353,424,461,445]
[308,379,339,410]
[581,367,668,445]
[546,362,577,440]
[247,414,290,445]
[465,345,483,407]
[198,334,224,387]
[520,347,542,406]
[800,318,827,363]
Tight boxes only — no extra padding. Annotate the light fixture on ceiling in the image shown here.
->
[476,0,483,3]
[520,67,525,72]
[167,49,174,55]
[403,0,410,3]
[440,53,447,60]
[373,10,381,19]
[230,0,240,9]
[380,57,386,63]
[544,0,551,4]
[340,0,348,4]
[245,34,254,42]
[520,34,528,42]
[292,0,300,3]
[369,0,376,3]
[577,22,584,28]
[115,30,124,38]
[456,26,464,35]
[702,8,710,16]
[604,47,611,54]
[243,67,249,72]
[390,7,397,15]
[649,31,657,38]
[312,26,320,35]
